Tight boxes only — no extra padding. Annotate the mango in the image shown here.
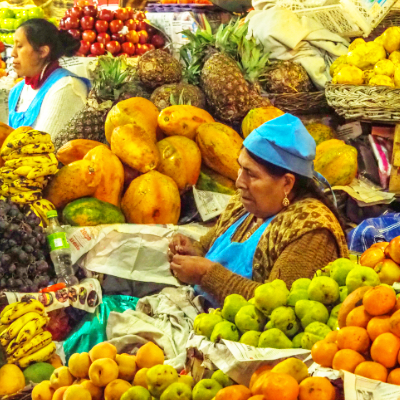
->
[23,362,55,384]
[0,364,26,396]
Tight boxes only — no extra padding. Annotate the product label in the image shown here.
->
[47,232,70,251]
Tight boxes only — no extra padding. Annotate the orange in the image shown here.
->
[311,340,339,368]
[135,342,164,369]
[251,371,273,395]
[391,309,400,337]
[367,316,391,341]
[360,248,385,268]
[392,296,400,313]
[298,377,336,400]
[248,397,266,400]
[261,373,299,400]
[370,332,400,368]
[363,286,396,316]
[332,349,365,373]
[324,331,338,343]
[346,306,372,328]
[354,361,388,382]
[337,326,370,353]
[215,385,252,400]
[370,242,389,252]
[249,365,273,392]
[388,368,400,385]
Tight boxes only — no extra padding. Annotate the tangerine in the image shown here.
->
[370,242,389,252]
[215,385,252,400]
[324,331,338,343]
[249,365,273,392]
[261,373,299,400]
[332,349,365,373]
[248,397,266,400]
[363,286,396,316]
[251,371,273,395]
[298,377,336,400]
[354,361,388,382]
[370,332,400,368]
[346,306,372,328]
[337,326,370,353]
[388,368,400,385]
[360,248,385,268]
[367,316,391,341]
[311,340,339,368]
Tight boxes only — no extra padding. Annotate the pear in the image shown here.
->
[146,365,179,398]
[287,289,309,306]
[193,313,223,339]
[329,258,356,286]
[160,382,192,400]
[292,332,305,348]
[291,278,312,291]
[221,294,248,322]
[346,266,380,293]
[121,386,151,400]
[339,286,348,302]
[254,280,289,316]
[211,370,234,388]
[308,276,340,305]
[239,331,261,347]
[294,300,329,329]
[327,303,342,331]
[267,306,300,337]
[301,322,332,350]
[258,328,293,349]
[210,321,240,342]
[192,379,222,400]
[235,305,266,333]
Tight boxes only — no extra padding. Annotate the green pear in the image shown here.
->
[235,305,266,333]
[287,289,309,307]
[294,300,329,329]
[291,278,312,291]
[248,298,256,305]
[313,265,331,278]
[327,303,342,331]
[301,322,331,349]
[221,294,248,322]
[301,332,323,350]
[339,286,348,302]
[258,328,293,349]
[239,331,261,347]
[346,266,380,293]
[308,276,340,305]
[211,370,234,388]
[147,365,179,398]
[292,332,305,348]
[210,321,240,342]
[177,375,194,388]
[192,379,222,400]
[193,313,224,339]
[160,382,192,400]
[267,306,300,337]
[121,386,152,400]
[254,280,289,316]
[329,258,357,286]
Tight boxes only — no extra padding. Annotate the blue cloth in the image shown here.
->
[348,213,400,253]
[8,68,91,129]
[243,113,316,178]
[195,213,273,307]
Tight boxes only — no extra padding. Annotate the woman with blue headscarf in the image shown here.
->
[169,114,348,306]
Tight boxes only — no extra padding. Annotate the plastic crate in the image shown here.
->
[276,0,397,37]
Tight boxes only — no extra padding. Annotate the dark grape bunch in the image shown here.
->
[0,200,52,293]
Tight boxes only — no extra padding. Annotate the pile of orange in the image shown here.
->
[312,285,400,384]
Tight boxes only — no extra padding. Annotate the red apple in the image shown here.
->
[134,11,145,21]
[95,19,108,33]
[114,8,129,21]
[91,42,105,55]
[124,19,136,31]
[109,19,123,33]
[65,16,80,30]
[98,9,114,22]
[146,23,157,36]
[82,29,96,43]
[82,5,97,17]
[97,32,110,45]
[121,42,135,55]
[78,40,91,54]
[70,6,83,18]
[138,30,148,44]
[106,40,121,55]
[111,33,126,43]
[136,20,146,31]
[151,34,165,48]
[80,15,94,30]
[67,29,81,40]
[59,18,66,29]
[126,30,139,44]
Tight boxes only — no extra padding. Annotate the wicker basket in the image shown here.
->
[263,91,331,115]
[0,385,33,400]
[325,83,400,122]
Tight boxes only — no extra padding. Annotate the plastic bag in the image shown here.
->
[63,295,138,362]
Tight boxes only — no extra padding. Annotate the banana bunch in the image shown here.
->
[0,299,55,367]
[0,128,58,205]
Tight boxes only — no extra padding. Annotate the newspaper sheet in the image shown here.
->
[193,187,232,222]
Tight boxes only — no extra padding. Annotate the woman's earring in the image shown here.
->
[282,192,290,207]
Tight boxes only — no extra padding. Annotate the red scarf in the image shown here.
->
[25,61,61,90]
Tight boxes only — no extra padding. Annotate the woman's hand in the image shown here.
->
[168,234,201,261]
[170,255,214,285]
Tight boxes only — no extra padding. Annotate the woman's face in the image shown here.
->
[236,148,295,219]
[11,28,48,78]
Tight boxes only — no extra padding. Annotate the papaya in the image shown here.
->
[196,166,236,195]
[105,97,159,143]
[242,107,284,138]
[63,197,125,226]
[314,139,358,186]
[111,124,160,174]
[84,145,124,207]
[196,123,243,181]
[305,123,336,146]
[121,170,181,225]
[156,136,201,193]
[158,105,214,140]
[56,139,107,165]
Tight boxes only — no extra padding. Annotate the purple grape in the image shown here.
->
[23,244,33,254]
[1,254,11,266]
[8,264,16,274]
[36,261,49,273]
[0,278,6,288]
[14,278,23,287]
[7,278,16,287]
[18,250,28,263]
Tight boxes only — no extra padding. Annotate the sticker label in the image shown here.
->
[47,232,70,251]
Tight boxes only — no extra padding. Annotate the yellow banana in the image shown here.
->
[0,195,6,201]
[0,303,17,319]
[0,324,9,335]
[2,130,51,156]
[11,178,46,191]
[6,337,19,356]
[3,143,55,160]
[27,164,58,180]
[16,341,55,368]
[12,166,33,177]
[15,315,48,345]
[1,299,45,324]
[0,167,22,182]
[5,153,58,169]
[0,183,42,195]
[11,331,52,361]
[10,190,42,204]
[32,199,55,226]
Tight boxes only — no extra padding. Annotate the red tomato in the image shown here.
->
[82,5,97,17]
[109,19,123,33]
[111,33,126,43]
[106,40,121,55]
[64,9,72,17]
[114,8,129,21]
[70,6,83,18]
[95,19,108,33]
[125,30,139,44]
[64,16,80,30]
[59,18,66,29]
[98,9,114,21]
[134,11,145,21]
[135,43,147,56]
[121,42,135,55]
[97,32,110,45]
[91,42,105,55]
[78,40,91,55]
[138,30,148,44]
[80,15,94,30]
[82,29,96,43]
[124,19,136,31]
[147,43,155,51]
[125,7,134,18]
[136,20,147,31]
[67,29,81,40]
[151,34,165,48]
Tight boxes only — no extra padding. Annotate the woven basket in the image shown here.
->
[0,385,33,400]
[367,8,400,40]
[263,91,331,115]
[325,83,400,122]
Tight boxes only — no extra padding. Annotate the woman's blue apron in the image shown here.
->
[8,68,91,129]
[195,213,274,307]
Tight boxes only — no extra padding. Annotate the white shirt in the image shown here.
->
[16,76,88,142]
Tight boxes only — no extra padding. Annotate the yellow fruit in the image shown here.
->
[0,364,25,395]
[394,66,400,87]
[89,342,117,362]
[242,107,284,138]
[104,379,132,400]
[89,358,119,387]
[31,380,55,400]
[80,379,103,400]
[334,65,364,85]
[369,75,395,87]
[271,358,309,383]
[116,353,137,381]
[305,123,336,146]
[63,385,92,400]
[382,27,400,53]
[50,366,74,390]
[347,42,386,70]
[330,55,348,77]
[363,70,375,84]
[390,51,400,64]
[349,38,366,52]
[133,367,149,388]
[136,342,165,369]
[374,59,395,77]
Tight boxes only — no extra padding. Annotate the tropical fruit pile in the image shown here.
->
[0,299,55,368]
[194,258,382,350]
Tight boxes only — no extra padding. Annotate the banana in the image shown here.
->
[0,324,9,335]
[12,166,33,177]
[27,164,58,180]
[16,341,56,368]
[2,130,52,156]
[6,337,19,357]
[3,143,55,160]
[15,315,49,345]
[10,190,42,204]
[0,183,42,196]
[0,167,22,181]
[32,199,55,226]
[1,299,45,324]
[0,303,17,319]
[5,153,58,169]
[7,328,45,361]
[11,178,46,191]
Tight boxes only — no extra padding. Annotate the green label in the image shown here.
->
[47,232,70,251]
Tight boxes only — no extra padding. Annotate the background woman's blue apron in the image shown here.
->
[195,213,273,307]
[8,68,91,129]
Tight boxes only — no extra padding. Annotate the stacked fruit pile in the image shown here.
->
[60,6,165,57]
[194,258,382,350]
[0,299,55,368]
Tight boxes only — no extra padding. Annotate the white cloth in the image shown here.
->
[16,76,88,141]
[246,7,349,89]
[106,286,204,370]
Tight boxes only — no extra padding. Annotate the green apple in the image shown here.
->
[160,382,192,400]
[291,278,312,291]
[211,370,234,388]
[146,365,179,399]
[121,386,152,400]
[258,328,293,349]
[346,266,380,293]
[193,313,223,340]
[254,279,289,316]
[267,306,299,337]
[0,9,15,19]
[15,10,28,19]
[239,330,261,347]
[294,300,329,329]
[177,375,194,388]
[235,304,266,333]
[221,294,248,322]
[210,320,240,342]
[192,379,222,400]
[339,286,348,302]
[329,258,356,286]
[28,7,44,19]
